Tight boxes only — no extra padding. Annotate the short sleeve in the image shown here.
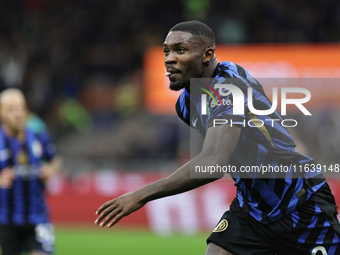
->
[39,131,57,161]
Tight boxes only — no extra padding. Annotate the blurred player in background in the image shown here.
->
[0,89,62,255]
[95,21,340,255]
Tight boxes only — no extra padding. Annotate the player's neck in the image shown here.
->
[2,124,25,141]
[185,61,219,93]
[201,60,219,79]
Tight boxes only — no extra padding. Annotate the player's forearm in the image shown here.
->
[137,152,226,204]
[48,155,63,174]
[136,126,240,204]
[40,156,63,183]
[95,125,240,228]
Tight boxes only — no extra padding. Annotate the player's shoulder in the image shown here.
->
[218,61,238,73]
[217,61,263,92]
[217,61,255,81]
[25,124,39,137]
[25,124,50,142]
[175,87,191,126]
[217,61,244,77]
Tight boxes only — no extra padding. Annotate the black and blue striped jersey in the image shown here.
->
[0,126,56,225]
[176,61,325,223]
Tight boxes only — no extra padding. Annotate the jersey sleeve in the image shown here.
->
[0,130,8,171]
[175,89,191,126]
[38,131,57,161]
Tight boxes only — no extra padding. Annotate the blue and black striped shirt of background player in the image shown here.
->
[176,61,326,224]
[0,125,56,225]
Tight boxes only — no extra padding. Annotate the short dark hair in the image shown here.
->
[170,20,215,49]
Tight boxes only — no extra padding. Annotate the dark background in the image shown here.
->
[0,0,339,172]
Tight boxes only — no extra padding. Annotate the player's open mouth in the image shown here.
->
[165,70,181,78]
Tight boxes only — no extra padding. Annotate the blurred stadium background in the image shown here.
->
[1,0,340,254]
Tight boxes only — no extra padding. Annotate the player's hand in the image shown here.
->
[0,167,15,188]
[39,164,55,183]
[95,191,146,228]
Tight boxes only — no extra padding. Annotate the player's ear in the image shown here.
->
[202,47,215,66]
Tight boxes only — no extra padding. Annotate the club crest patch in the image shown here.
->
[213,219,228,232]
[32,140,43,158]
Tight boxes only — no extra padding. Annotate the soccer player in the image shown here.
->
[0,89,62,255]
[95,21,340,255]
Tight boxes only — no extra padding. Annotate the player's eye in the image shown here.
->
[177,48,186,54]
[163,48,170,55]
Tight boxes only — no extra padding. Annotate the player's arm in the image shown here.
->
[95,124,241,227]
[0,167,15,188]
[38,130,63,183]
[40,155,63,183]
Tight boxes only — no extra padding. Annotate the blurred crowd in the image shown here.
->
[0,0,339,170]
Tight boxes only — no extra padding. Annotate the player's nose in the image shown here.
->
[165,52,177,65]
